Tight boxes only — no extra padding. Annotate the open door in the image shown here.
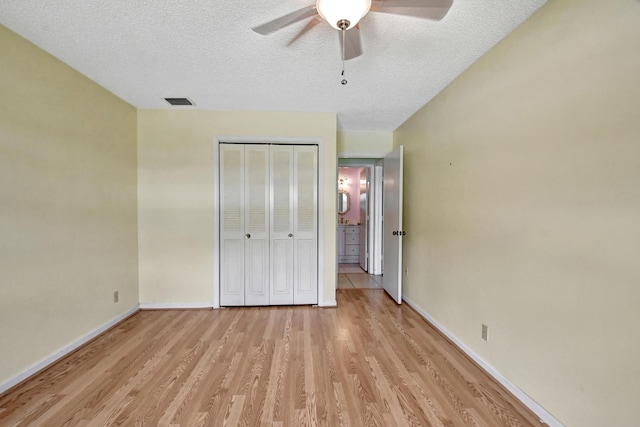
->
[382,146,404,304]
[358,167,368,271]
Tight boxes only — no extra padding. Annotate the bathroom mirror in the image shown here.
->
[338,190,350,214]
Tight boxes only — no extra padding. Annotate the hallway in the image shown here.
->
[337,264,383,289]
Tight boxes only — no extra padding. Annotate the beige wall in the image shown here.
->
[0,25,138,386]
[394,0,640,425]
[137,110,337,306]
[338,130,393,156]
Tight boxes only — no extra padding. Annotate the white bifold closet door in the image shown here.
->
[220,143,317,306]
[220,144,270,306]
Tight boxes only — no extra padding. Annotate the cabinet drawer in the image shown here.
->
[345,226,359,235]
[346,235,359,245]
[345,244,359,255]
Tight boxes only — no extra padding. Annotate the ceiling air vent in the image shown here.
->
[164,97,193,106]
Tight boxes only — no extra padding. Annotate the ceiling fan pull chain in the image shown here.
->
[341,29,348,85]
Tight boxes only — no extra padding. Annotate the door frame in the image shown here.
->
[337,158,383,275]
[213,136,325,309]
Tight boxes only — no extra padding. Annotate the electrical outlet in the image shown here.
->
[481,324,488,341]
[113,291,119,303]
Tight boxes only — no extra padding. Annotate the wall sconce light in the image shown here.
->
[338,176,348,191]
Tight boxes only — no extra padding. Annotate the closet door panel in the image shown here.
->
[244,145,270,305]
[293,146,318,304]
[245,240,268,303]
[220,144,245,306]
[221,240,244,304]
[272,240,292,295]
[270,146,294,305]
[296,239,314,292]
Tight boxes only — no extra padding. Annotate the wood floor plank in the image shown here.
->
[332,381,351,427]
[0,290,545,426]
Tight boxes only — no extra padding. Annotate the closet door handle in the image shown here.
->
[245,233,251,239]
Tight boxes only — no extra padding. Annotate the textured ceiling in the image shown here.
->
[0,0,547,131]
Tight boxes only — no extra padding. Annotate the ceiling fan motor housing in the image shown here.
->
[316,0,372,30]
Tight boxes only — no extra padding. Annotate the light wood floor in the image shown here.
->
[0,290,544,426]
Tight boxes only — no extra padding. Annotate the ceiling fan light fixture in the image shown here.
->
[316,0,371,30]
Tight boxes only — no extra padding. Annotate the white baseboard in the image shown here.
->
[0,304,140,396]
[318,299,337,307]
[402,297,564,427]
[139,302,213,310]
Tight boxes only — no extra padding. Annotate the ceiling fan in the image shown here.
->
[252,0,454,63]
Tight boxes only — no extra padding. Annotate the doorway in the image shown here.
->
[337,159,383,288]
[338,147,404,302]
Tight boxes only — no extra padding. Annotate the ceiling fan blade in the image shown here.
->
[287,16,322,46]
[340,26,363,61]
[371,0,453,21]
[252,6,319,35]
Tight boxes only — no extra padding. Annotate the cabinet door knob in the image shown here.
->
[245,233,251,239]
[288,233,293,238]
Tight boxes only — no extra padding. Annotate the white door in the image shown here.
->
[220,143,317,306]
[382,146,404,304]
[371,162,384,276]
[269,145,295,305]
[220,144,246,306]
[293,146,318,304]
[358,167,368,271]
[244,145,270,305]
[269,145,318,305]
[337,226,346,259]
[220,144,270,306]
